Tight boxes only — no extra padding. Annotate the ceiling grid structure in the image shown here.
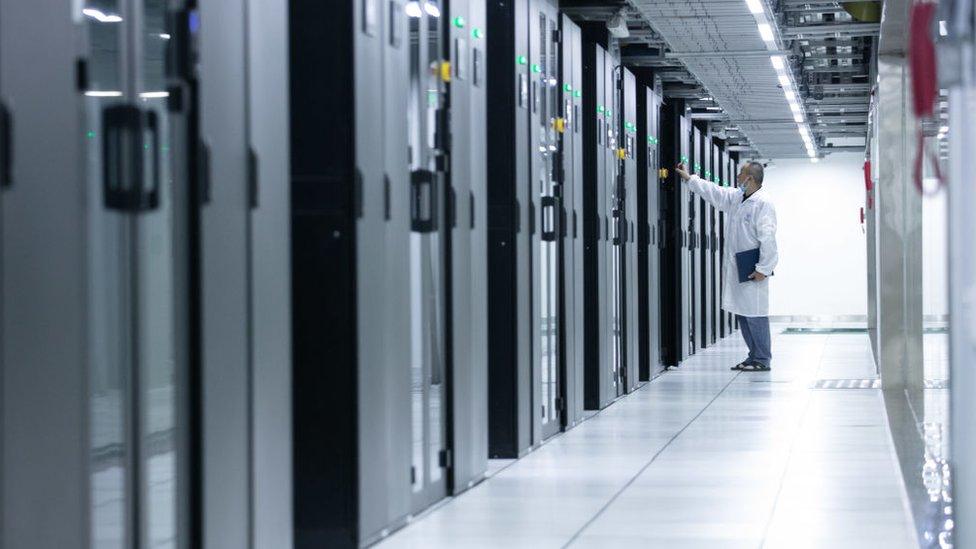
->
[632,0,813,159]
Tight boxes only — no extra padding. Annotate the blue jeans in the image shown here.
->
[737,315,771,368]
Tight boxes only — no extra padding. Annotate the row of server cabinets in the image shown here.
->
[0,1,738,549]
[660,105,741,366]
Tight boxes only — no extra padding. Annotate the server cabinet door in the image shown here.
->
[560,15,585,427]
[622,70,639,393]
[529,0,561,442]
[447,0,489,491]
[245,0,293,543]
[0,2,90,548]
[404,3,450,514]
[678,116,692,361]
[596,47,610,405]
[646,86,663,374]
[80,1,189,546]
[702,138,713,348]
[605,53,623,398]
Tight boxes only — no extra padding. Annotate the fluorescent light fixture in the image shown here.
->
[770,55,785,70]
[758,23,774,42]
[82,8,123,23]
[793,112,804,123]
[706,106,722,111]
[778,74,791,87]
[745,0,765,14]
[939,20,948,37]
[423,2,440,17]
[405,1,422,17]
[702,97,713,101]
[784,90,796,101]
[84,90,123,97]
[139,91,170,99]
[159,33,171,39]
[789,102,801,113]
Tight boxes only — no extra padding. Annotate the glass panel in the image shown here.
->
[138,1,177,546]
[84,1,128,546]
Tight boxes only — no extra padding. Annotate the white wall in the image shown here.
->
[760,153,868,317]
[922,182,948,318]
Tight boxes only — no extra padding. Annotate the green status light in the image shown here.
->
[606,109,612,116]
[472,27,483,39]
[517,55,527,65]
[453,16,465,28]
[531,63,541,73]
[86,130,96,139]
[563,83,572,92]
[573,90,582,98]
[597,105,605,113]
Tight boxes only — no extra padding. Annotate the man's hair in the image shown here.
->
[745,161,765,185]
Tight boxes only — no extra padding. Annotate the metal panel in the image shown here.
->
[199,0,251,544]
[875,55,923,398]
[448,0,489,492]
[711,142,721,343]
[604,48,620,401]
[948,43,976,549]
[246,0,293,544]
[701,133,714,347]
[0,2,89,548]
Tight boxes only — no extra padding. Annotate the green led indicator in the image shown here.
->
[531,63,541,73]
[563,83,572,92]
[597,105,605,113]
[573,90,582,98]
[86,130,96,139]
[472,27,483,39]
[517,55,527,65]
[681,155,689,163]
[453,16,465,28]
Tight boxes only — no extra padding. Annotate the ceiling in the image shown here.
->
[562,0,877,160]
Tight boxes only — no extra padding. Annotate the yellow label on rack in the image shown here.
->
[554,117,566,133]
[617,148,626,159]
[440,61,452,83]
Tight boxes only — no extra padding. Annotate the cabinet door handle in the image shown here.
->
[1,101,12,189]
[102,105,160,212]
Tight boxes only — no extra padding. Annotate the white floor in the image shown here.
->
[377,327,917,549]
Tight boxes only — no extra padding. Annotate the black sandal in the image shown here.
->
[739,363,770,372]
[731,361,751,371]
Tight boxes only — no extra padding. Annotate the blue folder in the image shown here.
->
[735,248,764,283]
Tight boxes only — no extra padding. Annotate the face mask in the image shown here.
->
[738,179,749,192]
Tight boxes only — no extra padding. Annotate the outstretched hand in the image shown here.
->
[675,163,691,181]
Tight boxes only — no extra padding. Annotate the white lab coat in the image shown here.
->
[686,175,778,317]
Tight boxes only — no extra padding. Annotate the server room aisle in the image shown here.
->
[377,327,916,549]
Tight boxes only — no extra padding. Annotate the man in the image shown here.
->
[675,161,778,372]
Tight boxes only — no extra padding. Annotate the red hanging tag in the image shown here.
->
[908,0,944,193]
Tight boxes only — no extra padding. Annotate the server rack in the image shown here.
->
[710,142,722,344]
[560,15,586,428]
[487,0,533,458]
[448,0,490,491]
[690,125,703,354]
[637,78,664,380]
[718,148,729,339]
[290,0,487,545]
[700,131,714,348]
[620,69,640,393]
[582,33,614,408]
[529,0,563,443]
[660,104,692,366]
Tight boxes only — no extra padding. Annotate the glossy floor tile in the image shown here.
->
[376,327,917,549]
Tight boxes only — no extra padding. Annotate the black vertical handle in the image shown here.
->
[411,169,437,232]
[248,147,259,209]
[541,196,557,241]
[0,101,12,189]
[102,105,160,212]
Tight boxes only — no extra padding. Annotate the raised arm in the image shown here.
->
[675,164,740,212]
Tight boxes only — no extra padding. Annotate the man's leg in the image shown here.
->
[737,314,756,363]
[745,316,772,368]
